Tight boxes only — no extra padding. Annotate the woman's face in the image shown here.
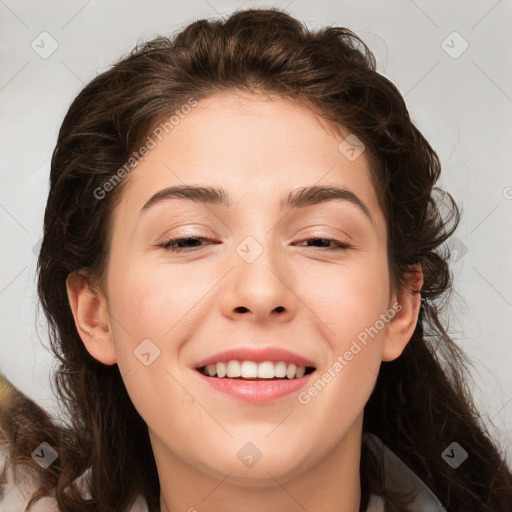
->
[73,90,417,485]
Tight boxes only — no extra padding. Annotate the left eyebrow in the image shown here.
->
[281,185,373,223]
[139,184,373,223]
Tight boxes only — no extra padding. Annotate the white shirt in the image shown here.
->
[0,432,445,511]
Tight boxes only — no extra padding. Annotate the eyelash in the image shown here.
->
[157,236,351,252]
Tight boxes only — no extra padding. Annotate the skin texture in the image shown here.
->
[66,90,422,512]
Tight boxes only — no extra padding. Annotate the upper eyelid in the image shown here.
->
[158,230,351,240]
[157,224,354,240]
[157,234,353,249]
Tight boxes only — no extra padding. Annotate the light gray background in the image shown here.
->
[1,0,511,463]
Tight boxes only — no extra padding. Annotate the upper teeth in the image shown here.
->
[200,361,308,379]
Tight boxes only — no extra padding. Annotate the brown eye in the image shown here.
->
[158,236,213,252]
[295,237,351,251]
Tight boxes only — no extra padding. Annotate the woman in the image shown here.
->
[1,7,511,512]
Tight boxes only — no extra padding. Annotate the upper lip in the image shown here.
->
[193,347,316,369]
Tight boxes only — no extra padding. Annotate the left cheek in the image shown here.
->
[324,273,388,333]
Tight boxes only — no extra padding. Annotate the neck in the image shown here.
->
[154,416,363,512]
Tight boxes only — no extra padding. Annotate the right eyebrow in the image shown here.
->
[140,185,230,215]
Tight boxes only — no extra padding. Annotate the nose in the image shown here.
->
[219,237,297,325]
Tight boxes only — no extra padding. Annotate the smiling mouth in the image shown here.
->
[197,360,316,380]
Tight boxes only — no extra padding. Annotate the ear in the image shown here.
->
[381,263,423,362]
[65,271,117,365]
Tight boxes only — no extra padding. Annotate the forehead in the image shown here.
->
[112,90,385,228]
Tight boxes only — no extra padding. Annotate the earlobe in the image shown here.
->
[66,272,117,365]
[381,263,423,362]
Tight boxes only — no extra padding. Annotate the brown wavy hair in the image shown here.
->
[1,7,511,511]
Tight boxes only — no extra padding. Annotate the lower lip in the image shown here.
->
[195,371,315,404]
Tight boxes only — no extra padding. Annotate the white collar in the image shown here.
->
[0,432,446,511]
[362,431,446,511]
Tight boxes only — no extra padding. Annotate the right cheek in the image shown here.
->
[111,277,159,326]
